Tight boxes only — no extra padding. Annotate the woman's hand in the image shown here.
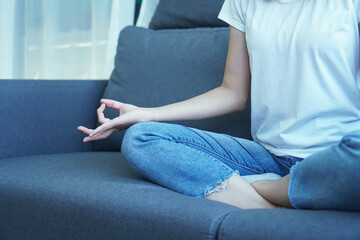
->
[77,99,151,142]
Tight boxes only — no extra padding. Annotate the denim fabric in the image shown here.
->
[289,130,360,210]
[121,122,302,199]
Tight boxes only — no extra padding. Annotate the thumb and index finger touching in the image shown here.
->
[77,99,124,142]
[97,99,125,125]
[100,99,123,111]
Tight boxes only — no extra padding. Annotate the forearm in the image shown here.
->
[145,85,247,122]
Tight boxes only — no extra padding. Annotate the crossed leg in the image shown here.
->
[251,130,360,210]
[121,122,291,209]
[206,174,280,209]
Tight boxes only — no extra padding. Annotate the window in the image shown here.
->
[0,0,135,80]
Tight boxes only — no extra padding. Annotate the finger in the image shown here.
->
[84,129,114,142]
[97,104,110,124]
[100,99,123,111]
[90,115,122,138]
[89,119,119,138]
[83,136,98,143]
[83,136,94,143]
[77,126,94,135]
[88,123,108,138]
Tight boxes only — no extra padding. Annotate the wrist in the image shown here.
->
[137,107,159,123]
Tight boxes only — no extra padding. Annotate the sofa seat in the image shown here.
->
[1,152,360,240]
[0,152,238,240]
[218,208,360,240]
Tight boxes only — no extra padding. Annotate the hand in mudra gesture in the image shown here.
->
[77,99,147,142]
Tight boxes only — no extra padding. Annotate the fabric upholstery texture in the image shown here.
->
[0,80,107,160]
[2,152,359,239]
[217,209,360,240]
[96,26,251,151]
[149,0,227,29]
[0,152,237,240]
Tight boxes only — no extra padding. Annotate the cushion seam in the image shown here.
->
[214,211,237,240]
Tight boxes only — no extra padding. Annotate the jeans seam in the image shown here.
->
[272,155,290,176]
[198,130,237,161]
[178,144,238,198]
[287,157,292,170]
[228,136,257,161]
[172,139,234,172]
[171,139,264,174]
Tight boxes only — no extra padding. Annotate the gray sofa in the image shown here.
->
[1,1,360,239]
[1,80,359,240]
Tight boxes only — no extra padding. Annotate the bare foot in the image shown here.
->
[206,174,281,209]
[251,175,293,208]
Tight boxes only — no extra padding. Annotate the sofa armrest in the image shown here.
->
[0,80,108,160]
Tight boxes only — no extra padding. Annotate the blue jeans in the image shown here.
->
[289,130,360,210]
[121,122,302,198]
[121,122,360,210]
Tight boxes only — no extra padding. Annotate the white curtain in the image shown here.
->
[0,0,135,80]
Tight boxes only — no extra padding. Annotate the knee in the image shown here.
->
[338,130,360,179]
[340,130,360,163]
[121,122,153,168]
[121,122,171,155]
[121,122,174,173]
[121,122,153,152]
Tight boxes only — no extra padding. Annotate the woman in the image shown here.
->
[78,0,360,209]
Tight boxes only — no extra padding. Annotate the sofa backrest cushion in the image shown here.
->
[94,26,251,151]
[149,0,227,29]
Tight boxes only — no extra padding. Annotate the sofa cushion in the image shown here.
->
[95,26,251,151]
[217,209,360,240]
[0,80,107,160]
[149,0,227,29]
[0,152,237,240]
[2,153,359,239]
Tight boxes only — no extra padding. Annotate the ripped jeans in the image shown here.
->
[121,122,302,199]
[121,122,360,210]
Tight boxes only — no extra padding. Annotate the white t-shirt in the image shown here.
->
[218,0,360,158]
